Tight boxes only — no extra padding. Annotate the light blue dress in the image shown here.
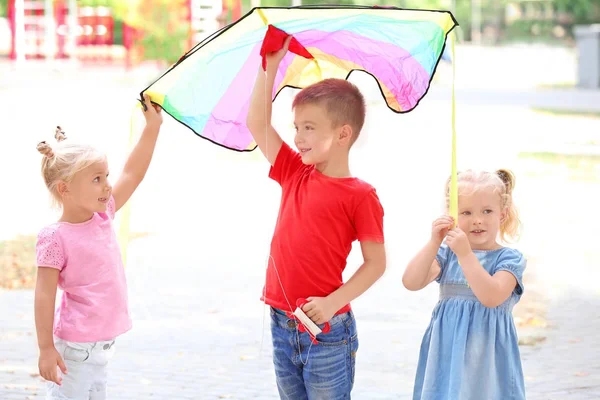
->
[413,244,527,400]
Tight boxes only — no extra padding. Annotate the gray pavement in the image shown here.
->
[1,242,599,399]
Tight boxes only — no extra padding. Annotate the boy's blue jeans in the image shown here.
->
[270,307,359,400]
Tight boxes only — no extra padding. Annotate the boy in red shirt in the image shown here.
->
[247,36,386,399]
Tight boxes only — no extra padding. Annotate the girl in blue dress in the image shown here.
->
[403,169,526,400]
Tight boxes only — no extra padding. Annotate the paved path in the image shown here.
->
[1,243,599,399]
[520,292,600,400]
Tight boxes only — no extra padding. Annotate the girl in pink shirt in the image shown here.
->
[34,95,162,399]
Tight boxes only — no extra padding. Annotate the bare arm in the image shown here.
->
[328,241,387,311]
[35,267,67,384]
[303,241,386,325]
[457,252,517,308]
[403,215,454,291]
[246,36,292,166]
[446,228,518,307]
[402,239,442,291]
[246,66,283,166]
[113,94,162,212]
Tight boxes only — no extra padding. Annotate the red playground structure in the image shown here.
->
[7,0,242,66]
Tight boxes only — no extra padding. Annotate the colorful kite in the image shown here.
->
[140,5,458,152]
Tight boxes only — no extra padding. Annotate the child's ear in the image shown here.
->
[500,207,508,223]
[57,181,69,197]
[338,124,352,145]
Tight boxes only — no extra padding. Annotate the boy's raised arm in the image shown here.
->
[246,36,292,166]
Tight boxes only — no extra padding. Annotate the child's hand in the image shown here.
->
[39,347,67,385]
[265,35,292,73]
[445,227,472,258]
[142,94,163,127]
[302,296,336,325]
[431,215,454,243]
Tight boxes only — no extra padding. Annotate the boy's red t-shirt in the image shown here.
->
[261,142,385,315]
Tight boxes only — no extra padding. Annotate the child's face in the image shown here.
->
[62,160,112,215]
[457,186,506,250]
[293,103,343,165]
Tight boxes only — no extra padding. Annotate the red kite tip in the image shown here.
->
[259,24,314,71]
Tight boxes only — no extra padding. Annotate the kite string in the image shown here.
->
[117,103,142,266]
[449,31,458,226]
[258,69,314,366]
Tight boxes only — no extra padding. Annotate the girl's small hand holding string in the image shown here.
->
[445,227,472,258]
[402,215,454,291]
[303,296,337,325]
[431,215,454,244]
[38,346,67,385]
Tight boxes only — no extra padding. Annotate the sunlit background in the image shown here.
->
[1,0,599,399]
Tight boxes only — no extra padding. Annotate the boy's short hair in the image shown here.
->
[292,78,366,144]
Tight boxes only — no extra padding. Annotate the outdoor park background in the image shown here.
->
[1,0,599,399]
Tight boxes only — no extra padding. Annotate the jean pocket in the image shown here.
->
[317,337,348,346]
[317,320,351,347]
[62,345,90,363]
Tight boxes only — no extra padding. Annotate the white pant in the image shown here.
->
[46,337,116,400]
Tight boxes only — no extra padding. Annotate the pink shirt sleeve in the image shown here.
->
[353,189,385,243]
[36,226,65,270]
[106,195,116,220]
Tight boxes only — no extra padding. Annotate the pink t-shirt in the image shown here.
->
[35,196,132,343]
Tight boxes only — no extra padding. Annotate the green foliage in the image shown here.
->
[554,0,600,23]
[244,0,450,8]
[299,0,356,4]
[75,0,189,64]
[77,0,120,7]
[0,0,6,18]
[505,19,556,41]
[137,0,190,65]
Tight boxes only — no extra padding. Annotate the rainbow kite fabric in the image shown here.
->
[141,5,458,152]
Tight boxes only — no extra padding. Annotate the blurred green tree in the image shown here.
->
[554,0,600,24]
[0,0,7,18]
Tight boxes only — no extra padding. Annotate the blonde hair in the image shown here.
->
[445,169,521,243]
[36,126,107,207]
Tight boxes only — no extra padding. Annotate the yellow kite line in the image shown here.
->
[116,103,141,267]
[449,31,458,225]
